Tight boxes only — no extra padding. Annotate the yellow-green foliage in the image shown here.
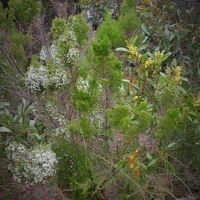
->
[68,13,89,46]
[118,0,141,35]
[92,36,123,90]
[68,117,95,139]
[72,87,98,113]
[96,12,125,48]
[132,101,152,133]
[51,18,69,40]
[108,105,130,133]
[157,108,181,139]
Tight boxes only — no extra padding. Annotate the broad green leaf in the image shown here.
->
[148,158,159,167]
[29,120,36,128]
[130,120,139,125]
[130,36,138,45]
[160,72,167,77]
[162,52,172,62]
[28,133,41,140]
[187,115,193,122]
[141,23,150,36]
[146,152,152,160]
[0,127,12,133]
[137,44,148,51]
[0,102,10,109]
[115,160,128,169]
[122,79,130,83]
[166,142,176,149]
[181,77,188,82]
[137,161,147,170]
[177,86,186,94]
[115,47,129,53]
[147,78,156,88]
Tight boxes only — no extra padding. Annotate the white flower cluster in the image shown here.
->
[66,48,79,66]
[26,65,49,91]
[50,70,69,89]
[26,29,79,91]
[6,142,58,186]
[63,30,78,47]
[52,126,70,138]
[45,103,66,125]
[77,77,91,92]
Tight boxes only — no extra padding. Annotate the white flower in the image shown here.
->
[6,142,58,186]
[26,65,49,91]
[66,48,79,66]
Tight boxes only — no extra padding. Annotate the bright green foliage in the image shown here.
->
[132,101,152,133]
[68,13,90,46]
[9,0,42,28]
[92,36,122,91]
[72,76,99,113]
[51,18,69,40]
[96,12,125,48]
[118,0,141,36]
[72,87,97,113]
[108,105,130,133]
[52,138,98,200]
[68,117,95,139]
[157,108,181,139]
[92,36,111,57]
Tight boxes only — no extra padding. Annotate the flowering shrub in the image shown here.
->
[26,64,49,91]
[6,142,58,186]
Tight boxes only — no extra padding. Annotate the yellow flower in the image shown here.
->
[173,66,182,77]
[127,43,138,57]
[128,150,138,169]
[154,51,163,65]
[173,66,182,84]
[144,58,154,68]
[136,52,142,62]
[133,95,139,101]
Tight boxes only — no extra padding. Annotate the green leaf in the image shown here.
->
[165,161,176,174]
[130,120,139,125]
[187,115,193,122]
[162,52,172,62]
[148,158,159,167]
[122,79,130,83]
[147,78,156,88]
[137,44,148,51]
[141,23,150,36]
[160,72,167,77]
[130,36,138,46]
[137,161,147,170]
[166,142,176,149]
[0,127,12,133]
[115,160,128,169]
[115,47,129,53]
[177,86,186,95]
[146,152,152,160]
[0,102,10,109]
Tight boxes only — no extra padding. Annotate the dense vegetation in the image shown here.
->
[0,0,200,199]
